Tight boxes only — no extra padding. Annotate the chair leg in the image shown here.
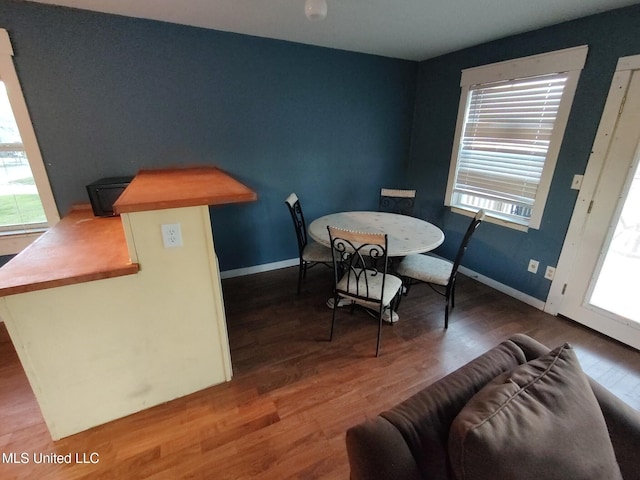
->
[330,295,338,341]
[395,288,404,310]
[404,280,412,296]
[393,289,402,314]
[450,278,456,309]
[375,308,383,357]
[444,302,449,329]
[444,281,454,329]
[297,260,304,295]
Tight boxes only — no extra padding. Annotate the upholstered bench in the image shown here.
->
[346,334,640,480]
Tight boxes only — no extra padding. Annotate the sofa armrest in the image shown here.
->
[346,416,422,480]
[589,379,640,480]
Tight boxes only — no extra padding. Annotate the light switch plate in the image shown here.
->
[161,223,183,248]
[571,174,583,190]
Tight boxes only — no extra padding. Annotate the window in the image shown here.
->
[445,46,588,231]
[1,83,46,231]
[0,28,58,254]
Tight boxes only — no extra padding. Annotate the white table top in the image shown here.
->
[308,211,444,257]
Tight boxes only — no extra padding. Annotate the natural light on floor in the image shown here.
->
[590,164,640,324]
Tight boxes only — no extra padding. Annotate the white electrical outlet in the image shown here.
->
[161,223,183,248]
[545,266,556,280]
[528,259,539,274]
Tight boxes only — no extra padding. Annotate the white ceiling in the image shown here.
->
[26,0,640,61]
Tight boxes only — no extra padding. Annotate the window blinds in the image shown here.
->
[453,73,569,217]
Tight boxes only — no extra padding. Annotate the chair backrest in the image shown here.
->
[327,226,389,303]
[450,209,485,283]
[285,193,308,257]
[379,188,416,216]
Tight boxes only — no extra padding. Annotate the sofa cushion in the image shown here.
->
[379,339,529,479]
[448,343,622,480]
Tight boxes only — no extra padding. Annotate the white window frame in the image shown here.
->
[0,28,59,255]
[445,45,589,231]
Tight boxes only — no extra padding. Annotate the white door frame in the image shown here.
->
[546,54,640,318]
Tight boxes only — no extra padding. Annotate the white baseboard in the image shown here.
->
[0,261,543,322]
[220,257,546,312]
[458,266,546,311]
[220,258,299,279]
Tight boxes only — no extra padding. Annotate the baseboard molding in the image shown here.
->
[0,265,544,321]
[220,258,299,279]
[458,266,546,311]
[220,257,546,311]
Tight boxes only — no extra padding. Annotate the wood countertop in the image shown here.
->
[0,166,256,297]
[0,206,139,297]
[114,166,257,214]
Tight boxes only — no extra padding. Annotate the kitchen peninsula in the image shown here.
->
[0,166,256,440]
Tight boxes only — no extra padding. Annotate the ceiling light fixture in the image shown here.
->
[305,0,327,21]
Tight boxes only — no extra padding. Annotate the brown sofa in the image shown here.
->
[346,334,640,480]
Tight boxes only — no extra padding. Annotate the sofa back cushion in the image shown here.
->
[380,339,530,479]
[448,343,623,480]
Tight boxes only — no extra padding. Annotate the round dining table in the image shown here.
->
[308,211,444,256]
[308,211,445,322]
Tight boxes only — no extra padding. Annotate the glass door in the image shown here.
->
[554,67,640,350]
[589,160,640,324]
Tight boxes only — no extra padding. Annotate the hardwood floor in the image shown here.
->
[1,266,639,479]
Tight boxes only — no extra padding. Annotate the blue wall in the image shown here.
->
[408,5,640,301]
[3,1,640,301]
[0,1,417,271]
[0,255,14,268]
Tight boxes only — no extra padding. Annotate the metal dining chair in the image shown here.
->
[285,193,333,294]
[327,226,403,356]
[396,210,485,328]
[379,188,416,216]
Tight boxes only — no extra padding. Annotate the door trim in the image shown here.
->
[545,54,640,315]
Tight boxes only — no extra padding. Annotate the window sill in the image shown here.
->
[450,206,530,233]
[0,229,46,256]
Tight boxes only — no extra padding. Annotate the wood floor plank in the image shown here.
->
[0,266,639,479]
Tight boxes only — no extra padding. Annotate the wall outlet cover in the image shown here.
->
[545,265,556,280]
[161,223,183,248]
